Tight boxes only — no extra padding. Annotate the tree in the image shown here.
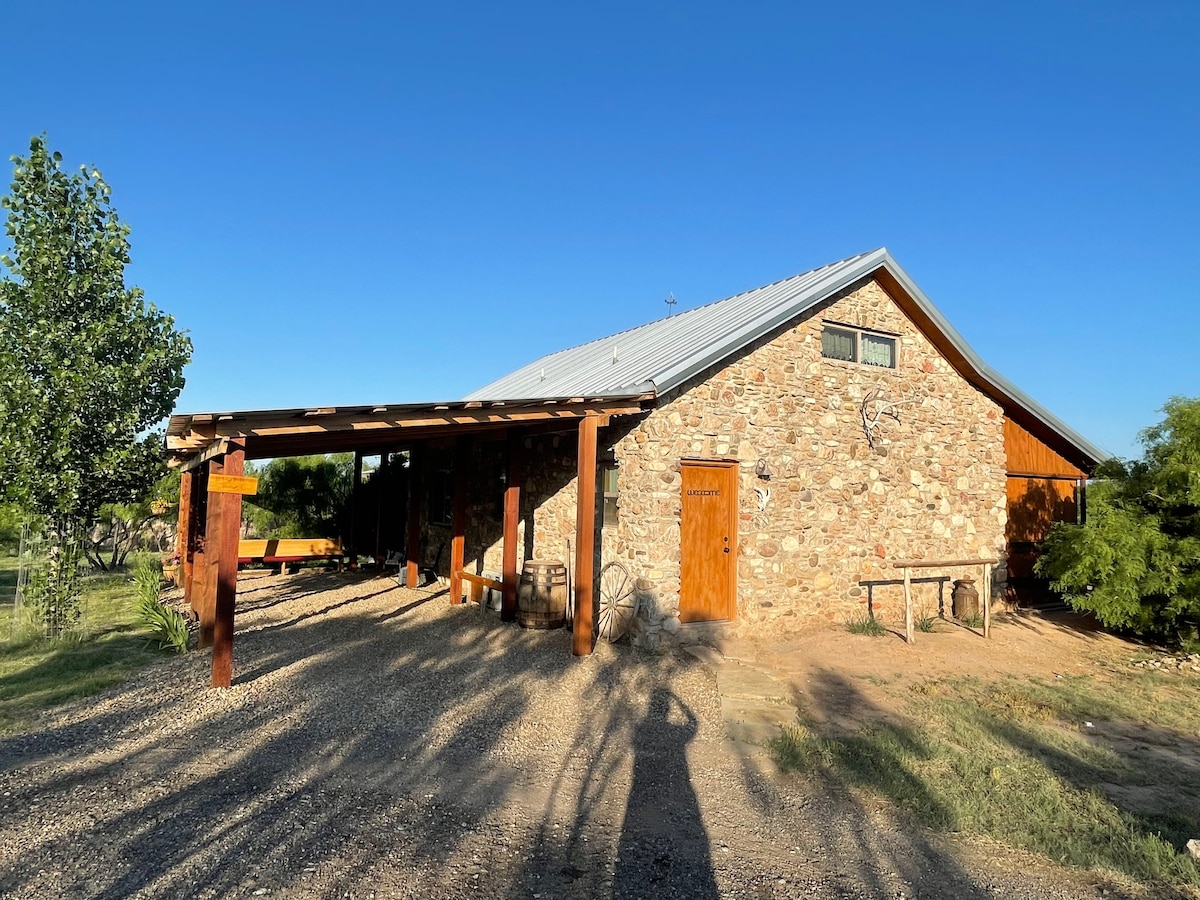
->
[0,135,192,635]
[244,455,354,540]
[1036,397,1200,643]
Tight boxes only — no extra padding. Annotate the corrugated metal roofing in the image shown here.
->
[469,250,882,402]
[467,248,1110,465]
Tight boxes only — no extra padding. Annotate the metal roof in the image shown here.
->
[467,248,1110,465]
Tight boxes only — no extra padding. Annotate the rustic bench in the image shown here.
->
[238,538,345,574]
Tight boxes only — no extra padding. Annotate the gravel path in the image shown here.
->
[0,571,1171,899]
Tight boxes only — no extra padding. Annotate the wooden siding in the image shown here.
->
[1004,419,1085,478]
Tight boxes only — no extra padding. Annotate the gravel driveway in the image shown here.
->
[0,571,1159,899]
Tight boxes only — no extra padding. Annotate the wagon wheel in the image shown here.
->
[596,561,638,642]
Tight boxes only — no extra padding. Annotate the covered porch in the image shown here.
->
[165,395,649,687]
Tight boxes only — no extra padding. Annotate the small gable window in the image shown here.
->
[821,323,897,369]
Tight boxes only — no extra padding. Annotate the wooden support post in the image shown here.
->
[186,466,208,613]
[211,443,244,688]
[375,453,386,573]
[502,430,523,622]
[449,437,469,605]
[406,445,424,588]
[902,566,914,645]
[573,415,598,656]
[982,562,992,639]
[198,456,223,648]
[349,450,363,570]
[175,470,193,591]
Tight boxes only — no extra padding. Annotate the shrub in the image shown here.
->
[846,613,886,636]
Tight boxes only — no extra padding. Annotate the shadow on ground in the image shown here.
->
[0,573,1134,899]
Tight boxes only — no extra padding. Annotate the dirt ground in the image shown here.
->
[0,571,1194,899]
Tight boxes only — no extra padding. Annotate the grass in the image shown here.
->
[0,554,166,733]
[770,666,1200,887]
[846,612,887,636]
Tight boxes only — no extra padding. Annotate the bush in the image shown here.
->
[846,613,886,636]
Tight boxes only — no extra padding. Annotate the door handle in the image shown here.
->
[723,547,730,553]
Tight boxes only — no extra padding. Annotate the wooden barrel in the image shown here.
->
[517,560,568,629]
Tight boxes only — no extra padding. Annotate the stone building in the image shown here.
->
[455,248,1104,639]
[167,248,1106,684]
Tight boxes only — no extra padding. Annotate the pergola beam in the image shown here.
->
[501,430,524,622]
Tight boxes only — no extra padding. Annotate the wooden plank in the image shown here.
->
[207,473,258,495]
[449,438,469,605]
[211,443,244,688]
[238,538,342,559]
[501,431,523,622]
[892,558,999,569]
[198,456,223,648]
[461,571,504,591]
[1006,476,1078,544]
[406,445,424,589]
[573,415,598,656]
[902,566,914,645]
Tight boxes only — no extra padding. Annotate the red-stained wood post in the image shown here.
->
[573,415,599,656]
[198,456,224,647]
[211,443,245,688]
[177,469,194,595]
[405,444,424,588]
[349,450,363,570]
[501,430,523,622]
[449,437,469,605]
[186,466,208,614]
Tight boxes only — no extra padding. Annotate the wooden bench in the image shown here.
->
[238,538,345,574]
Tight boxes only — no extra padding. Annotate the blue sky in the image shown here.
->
[1,1,1196,459]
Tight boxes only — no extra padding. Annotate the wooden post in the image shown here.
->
[406,445,424,588]
[982,562,992,639]
[198,456,224,648]
[449,438,469,605]
[502,430,523,622]
[375,453,386,573]
[211,443,245,688]
[175,470,193,591]
[349,450,363,570]
[186,466,208,614]
[902,566,914,645]
[573,415,598,656]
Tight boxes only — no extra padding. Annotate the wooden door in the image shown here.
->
[679,460,737,623]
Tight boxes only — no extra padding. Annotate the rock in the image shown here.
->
[1188,838,1200,860]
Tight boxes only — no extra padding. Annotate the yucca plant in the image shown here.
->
[131,558,189,653]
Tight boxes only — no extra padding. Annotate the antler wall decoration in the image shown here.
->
[860,387,920,449]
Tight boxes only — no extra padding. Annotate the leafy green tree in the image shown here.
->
[244,454,354,540]
[1037,397,1200,642]
[0,136,192,635]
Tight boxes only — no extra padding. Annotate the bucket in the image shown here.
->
[517,560,568,629]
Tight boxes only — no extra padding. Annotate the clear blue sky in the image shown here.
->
[2,1,1196,459]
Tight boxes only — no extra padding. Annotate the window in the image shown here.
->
[427,469,454,526]
[602,463,619,526]
[821,323,896,369]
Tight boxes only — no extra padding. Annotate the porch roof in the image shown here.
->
[165,393,650,468]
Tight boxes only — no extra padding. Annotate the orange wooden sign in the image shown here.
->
[208,474,259,496]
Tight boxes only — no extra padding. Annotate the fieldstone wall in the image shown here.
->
[603,276,1008,631]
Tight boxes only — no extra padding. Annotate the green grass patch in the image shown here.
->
[0,556,165,733]
[772,668,1200,887]
[846,613,887,636]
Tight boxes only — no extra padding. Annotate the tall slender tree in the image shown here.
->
[0,135,191,635]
